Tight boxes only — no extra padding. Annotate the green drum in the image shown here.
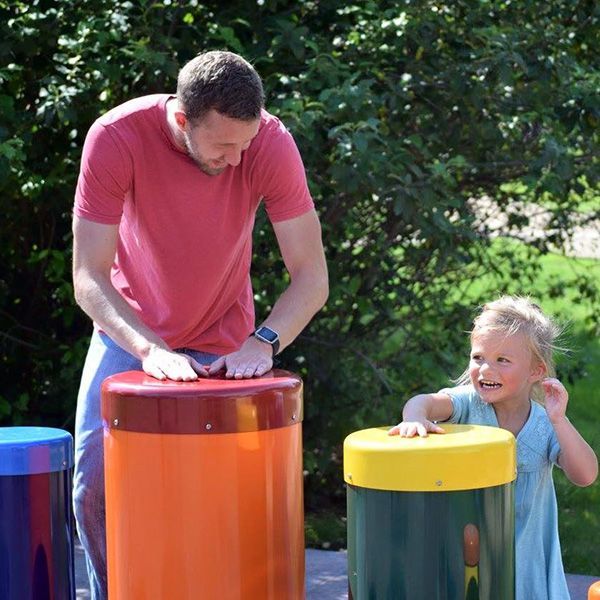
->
[344,424,516,600]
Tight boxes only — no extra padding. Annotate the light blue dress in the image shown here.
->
[440,385,571,600]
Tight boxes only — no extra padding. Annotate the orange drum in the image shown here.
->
[101,370,304,600]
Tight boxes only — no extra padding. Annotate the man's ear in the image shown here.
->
[174,110,187,130]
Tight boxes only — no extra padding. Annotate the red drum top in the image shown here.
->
[101,370,303,434]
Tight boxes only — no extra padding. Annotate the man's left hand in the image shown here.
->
[208,336,273,379]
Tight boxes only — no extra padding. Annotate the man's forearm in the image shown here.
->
[74,271,168,359]
[258,267,328,353]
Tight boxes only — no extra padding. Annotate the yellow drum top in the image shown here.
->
[344,424,516,492]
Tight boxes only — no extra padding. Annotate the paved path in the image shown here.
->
[75,541,597,598]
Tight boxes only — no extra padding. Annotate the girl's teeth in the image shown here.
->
[481,381,501,388]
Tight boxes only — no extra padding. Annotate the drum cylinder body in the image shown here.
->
[0,427,75,600]
[344,424,516,600]
[102,370,304,600]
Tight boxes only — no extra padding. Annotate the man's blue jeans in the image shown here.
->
[73,330,218,600]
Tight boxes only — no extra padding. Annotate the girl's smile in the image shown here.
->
[479,379,502,389]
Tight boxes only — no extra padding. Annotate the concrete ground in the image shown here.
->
[75,540,598,599]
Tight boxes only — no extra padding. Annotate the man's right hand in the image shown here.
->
[142,346,209,381]
[73,216,210,382]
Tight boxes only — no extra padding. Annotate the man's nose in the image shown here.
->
[225,147,242,166]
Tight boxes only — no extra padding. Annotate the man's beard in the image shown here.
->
[182,131,226,176]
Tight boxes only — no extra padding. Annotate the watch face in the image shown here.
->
[256,326,278,343]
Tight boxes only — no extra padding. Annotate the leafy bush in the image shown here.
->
[1,1,598,553]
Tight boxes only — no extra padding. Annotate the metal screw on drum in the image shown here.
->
[291,413,297,421]
[435,480,442,486]
[205,423,212,430]
[113,419,119,427]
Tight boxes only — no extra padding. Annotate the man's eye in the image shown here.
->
[471,355,482,361]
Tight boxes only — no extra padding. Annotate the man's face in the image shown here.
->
[181,109,260,176]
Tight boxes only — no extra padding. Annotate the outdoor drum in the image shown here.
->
[102,369,304,599]
[344,424,516,599]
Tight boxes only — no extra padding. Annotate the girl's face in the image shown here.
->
[469,328,545,407]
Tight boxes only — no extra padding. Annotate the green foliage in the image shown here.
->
[554,328,600,575]
[305,510,347,550]
[1,0,598,569]
[450,247,600,571]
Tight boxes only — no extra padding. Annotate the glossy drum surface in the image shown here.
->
[345,424,516,600]
[344,424,516,492]
[0,427,75,600]
[102,370,305,600]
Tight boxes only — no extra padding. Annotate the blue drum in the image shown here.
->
[0,427,75,600]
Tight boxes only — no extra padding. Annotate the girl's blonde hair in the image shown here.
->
[459,296,563,403]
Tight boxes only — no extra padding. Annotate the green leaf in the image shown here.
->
[0,397,11,417]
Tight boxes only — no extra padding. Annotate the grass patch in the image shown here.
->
[553,327,600,575]
[306,244,600,575]
[456,246,600,574]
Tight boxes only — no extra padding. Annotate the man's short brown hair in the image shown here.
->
[177,50,264,124]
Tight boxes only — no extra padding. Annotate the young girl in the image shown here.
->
[389,296,598,599]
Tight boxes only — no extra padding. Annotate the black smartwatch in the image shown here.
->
[253,326,280,356]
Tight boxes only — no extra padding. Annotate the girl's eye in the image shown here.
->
[471,354,482,361]
[498,357,510,363]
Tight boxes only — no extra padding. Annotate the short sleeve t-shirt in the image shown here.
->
[440,385,570,600]
[74,94,314,353]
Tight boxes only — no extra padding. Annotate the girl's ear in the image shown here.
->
[530,360,547,382]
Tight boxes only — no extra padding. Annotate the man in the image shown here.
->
[72,50,328,598]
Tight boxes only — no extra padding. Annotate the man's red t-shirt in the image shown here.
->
[74,94,314,354]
